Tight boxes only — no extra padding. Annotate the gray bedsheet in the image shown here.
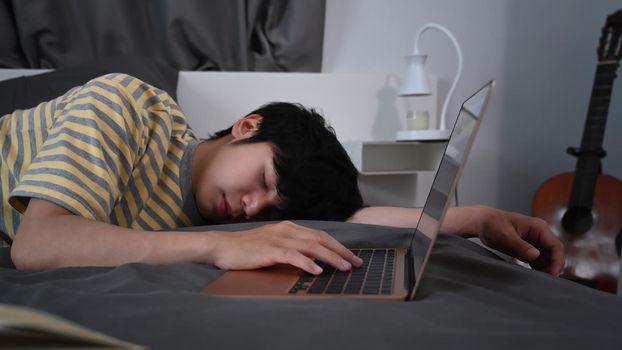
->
[1,220,621,350]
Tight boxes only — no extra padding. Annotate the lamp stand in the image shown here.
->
[397,23,463,141]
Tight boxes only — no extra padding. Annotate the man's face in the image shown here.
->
[194,140,283,224]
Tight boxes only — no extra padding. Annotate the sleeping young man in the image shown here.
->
[0,74,564,276]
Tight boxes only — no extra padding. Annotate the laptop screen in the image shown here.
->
[408,81,494,299]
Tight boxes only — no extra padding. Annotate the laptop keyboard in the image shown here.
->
[288,248,395,295]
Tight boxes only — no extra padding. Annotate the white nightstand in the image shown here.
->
[343,140,447,207]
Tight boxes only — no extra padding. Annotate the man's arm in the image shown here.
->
[348,206,423,228]
[349,205,565,276]
[11,199,362,273]
[348,205,483,235]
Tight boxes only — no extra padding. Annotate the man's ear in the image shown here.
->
[231,114,263,140]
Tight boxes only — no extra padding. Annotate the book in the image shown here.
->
[0,303,147,349]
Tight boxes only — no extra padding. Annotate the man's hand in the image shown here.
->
[207,221,364,275]
[350,205,565,276]
[446,206,565,276]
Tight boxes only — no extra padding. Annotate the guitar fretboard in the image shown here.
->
[569,60,619,209]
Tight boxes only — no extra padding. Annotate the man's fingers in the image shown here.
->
[248,221,362,274]
[494,231,541,263]
[522,220,565,275]
[281,223,363,267]
[548,247,565,276]
[275,248,324,275]
[290,239,354,272]
[313,231,363,267]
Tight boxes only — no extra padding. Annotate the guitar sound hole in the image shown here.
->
[561,207,593,235]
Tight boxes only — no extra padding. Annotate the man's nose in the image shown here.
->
[242,193,269,219]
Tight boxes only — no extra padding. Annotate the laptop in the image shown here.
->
[202,80,495,300]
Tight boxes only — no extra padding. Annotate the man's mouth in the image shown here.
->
[219,194,230,220]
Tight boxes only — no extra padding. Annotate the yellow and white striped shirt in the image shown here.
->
[0,73,206,246]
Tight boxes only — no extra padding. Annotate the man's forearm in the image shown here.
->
[349,205,484,237]
[348,206,422,227]
[11,201,219,270]
[438,206,484,237]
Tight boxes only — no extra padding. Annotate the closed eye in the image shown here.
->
[261,170,268,190]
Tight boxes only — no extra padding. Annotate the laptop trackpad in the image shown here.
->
[202,264,301,297]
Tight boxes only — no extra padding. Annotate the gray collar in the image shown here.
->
[180,139,210,226]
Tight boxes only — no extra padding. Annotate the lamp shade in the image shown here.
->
[399,54,431,96]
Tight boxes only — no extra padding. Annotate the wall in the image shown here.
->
[323,0,622,214]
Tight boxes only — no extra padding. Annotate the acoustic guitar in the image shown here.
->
[532,9,622,294]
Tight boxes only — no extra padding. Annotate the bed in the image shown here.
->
[1,61,621,349]
[1,220,621,350]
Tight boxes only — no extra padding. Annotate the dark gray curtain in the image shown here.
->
[0,0,325,72]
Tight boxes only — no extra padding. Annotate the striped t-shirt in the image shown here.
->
[0,73,207,246]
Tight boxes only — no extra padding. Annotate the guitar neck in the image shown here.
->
[569,61,619,209]
[580,62,618,151]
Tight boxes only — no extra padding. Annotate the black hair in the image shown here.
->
[210,102,363,221]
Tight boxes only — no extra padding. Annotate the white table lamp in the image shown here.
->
[397,23,463,141]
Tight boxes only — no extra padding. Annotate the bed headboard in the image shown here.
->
[177,71,437,142]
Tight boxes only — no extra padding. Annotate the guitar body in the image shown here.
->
[532,9,622,293]
[533,173,622,293]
